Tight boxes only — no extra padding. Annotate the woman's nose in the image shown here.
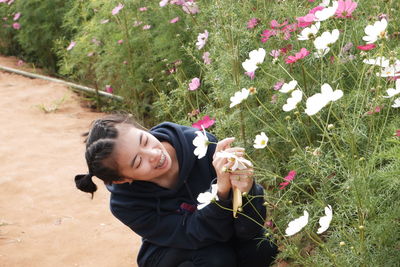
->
[145,148,159,162]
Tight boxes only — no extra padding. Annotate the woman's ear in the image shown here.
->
[112,178,133,184]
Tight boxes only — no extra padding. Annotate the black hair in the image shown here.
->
[74,114,144,197]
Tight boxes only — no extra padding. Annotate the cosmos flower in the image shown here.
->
[215,151,253,171]
[279,80,298,93]
[362,19,388,44]
[253,132,269,149]
[188,77,201,91]
[283,90,303,112]
[197,184,219,210]
[317,205,333,234]
[112,3,124,15]
[229,88,250,108]
[305,83,343,115]
[242,48,266,74]
[285,210,309,236]
[193,127,209,159]
[196,30,209,50]
[297,22,321,40]
[192,115,215,130]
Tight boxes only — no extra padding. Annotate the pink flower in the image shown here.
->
[357,44,376,51]
[296,13,316,28]
[196,30,209,50]
[12,22,20,30]
[247,18,259,29]
[192,115,215,130]
[159,0,169,7]
[112,3,124,15]
[13,12,20,21]
[270,50,280,58]
[170,17,179,23]
[270,94,278,104]
[188,77,201,91]
[273,81,284,90]
[395,130,400,137]
[335,0,357,18]
[133,20,143,27]
[182,1,199,14]
[117,39,123,44]
[279,170,297,189]
[143,25,151,30]
[139,7,147,11]
[260,29,277,43]
[309,6,324,15]
[366,105,382,115]
[285,48,310,64]
[202,52,211,64]
[16,59,24,66]
[105,85,113,93]
[270,19,288,29]
[280,44,293,54]
[244,71,255,80]
[66,41,76,51]
[309,0,316,2]
[188,109,200,117]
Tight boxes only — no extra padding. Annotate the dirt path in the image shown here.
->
[0,56,140,267]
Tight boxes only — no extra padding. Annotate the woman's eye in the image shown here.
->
[137,157,142,168]
[144,137,148,146]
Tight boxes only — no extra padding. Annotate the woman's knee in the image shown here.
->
[192,243,237,267]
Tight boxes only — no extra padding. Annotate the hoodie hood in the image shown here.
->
[107,122,215,198]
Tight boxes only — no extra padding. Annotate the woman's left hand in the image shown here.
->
[229,167,254,194]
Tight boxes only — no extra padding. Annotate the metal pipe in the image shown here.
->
[0,64,123,101]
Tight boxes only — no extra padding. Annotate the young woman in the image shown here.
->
[75,114,277,267]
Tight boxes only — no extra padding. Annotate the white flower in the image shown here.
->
[253,132,269,149]
[279,80,298,93]
[391,97,400,108]
[363,56,390,68]
[317,205,333,234]
[314,48,330,58]
[283,89,303,112]
[230,88,250,108]
[314,29,340,51]
[285,210,309,236]
[315,1,339,21]
[159,0,169,7]
[383,80,400,98]
[377,62,400,77]
[305,83,343,116]
[298,22,321,41]
[196,30,209,50]
[215,151,253,170]
[362,19,388,44]
[242,48,266,73]
[193,127,209,159]
[197,184,219,210]
[319,0,331,7]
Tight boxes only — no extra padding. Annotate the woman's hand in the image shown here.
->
[229,167,254,194]
[213,137,245,200]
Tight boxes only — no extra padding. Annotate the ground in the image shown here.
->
[0,56,141,267]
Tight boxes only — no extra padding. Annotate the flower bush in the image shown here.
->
[1,0,399,265]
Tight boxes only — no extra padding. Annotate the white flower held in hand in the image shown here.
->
[283,89,303,112]
[197,184,219,210]
[317,205,333,234]
[192,127,209,159]
[362,18,388,44]
[253,132,269,149]
[215,151,253,171]
[285,210,309,236]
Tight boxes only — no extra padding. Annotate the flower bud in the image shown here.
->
[339,241,345,246]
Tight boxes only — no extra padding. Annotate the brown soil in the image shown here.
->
[0,56,140,267]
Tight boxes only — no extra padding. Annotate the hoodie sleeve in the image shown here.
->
[110,196,234,250]
[234,182,266,240]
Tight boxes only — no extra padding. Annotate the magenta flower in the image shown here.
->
[12,22,20,30]
[335,0,357,18]
[112,3,124,15]
[139,7,148,12]
[170,17,179,23]
[285,48,310,64]
[279,170,297,190]
[105,85,113,93]
[260,29,277,43]
[309,6,324,15]
[117,39,123,44]
[247,18,259,29]
[270,19,288,29]
[395,130,400,137]
[270,50,280,58]
[66,41,76,51]
[143,25,151,30]
[366,105,382,115]
[202,52,211,64]
[192,115,215,130]
[357,44,376,51]
[188,77,201,91]
[296,13,316,28]
[13,12,20,21]
[273,81,284,90]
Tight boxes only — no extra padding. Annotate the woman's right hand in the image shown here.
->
[213,138,245,200]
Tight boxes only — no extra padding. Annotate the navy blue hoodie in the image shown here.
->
[106,122,266,266]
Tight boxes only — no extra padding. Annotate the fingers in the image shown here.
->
[215,137,235,153]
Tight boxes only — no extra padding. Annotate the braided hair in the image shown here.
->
[74,114,144,197]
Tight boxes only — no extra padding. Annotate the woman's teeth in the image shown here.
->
[156,152,166,168]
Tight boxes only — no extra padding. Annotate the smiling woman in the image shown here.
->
[75,113,277,267]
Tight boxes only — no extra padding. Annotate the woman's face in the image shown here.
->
[112,124,173,184]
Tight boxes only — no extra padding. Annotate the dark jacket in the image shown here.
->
[106,122,266,266]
